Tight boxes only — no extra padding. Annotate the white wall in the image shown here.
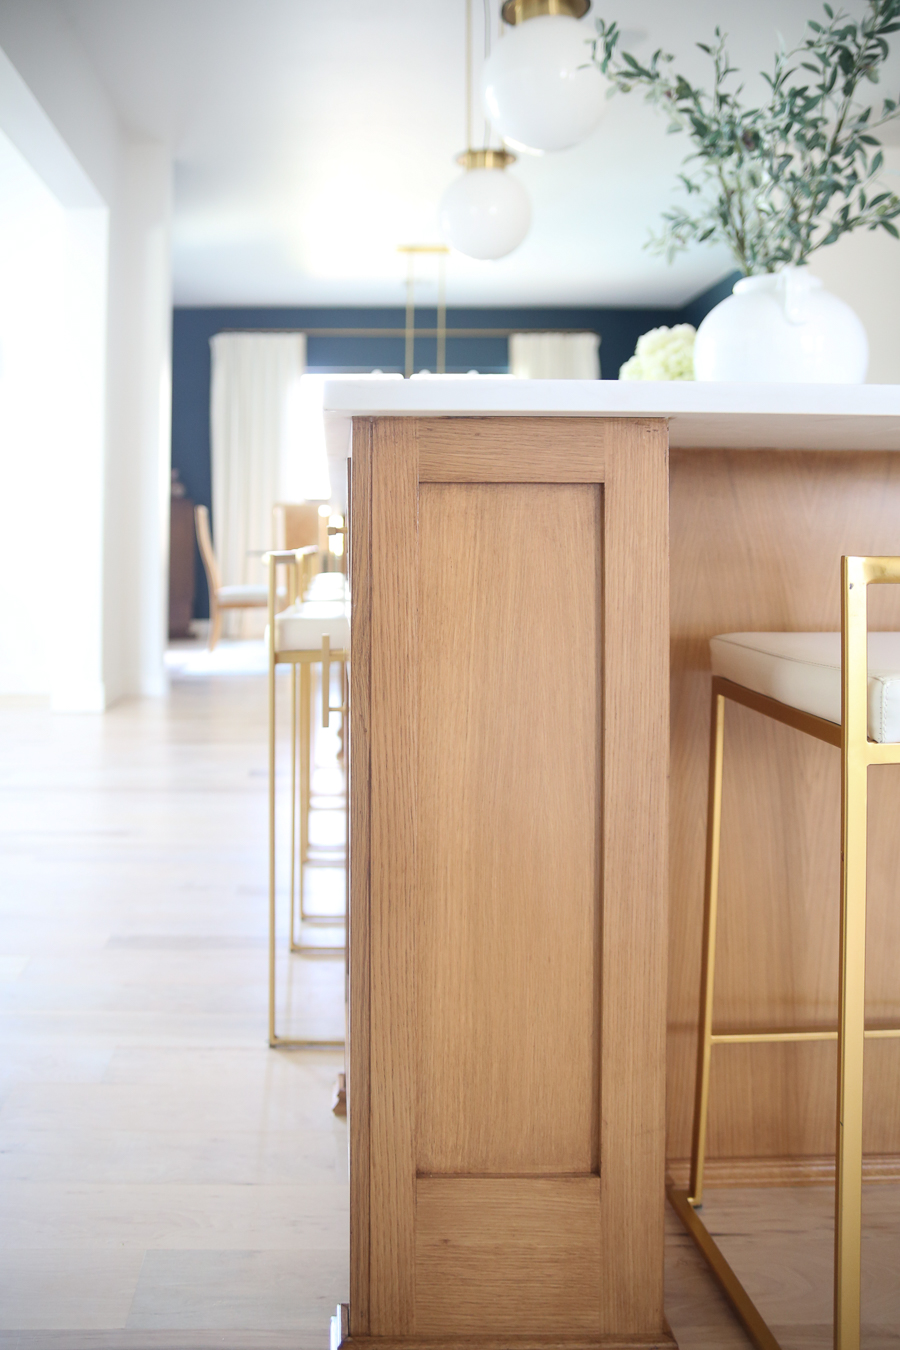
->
[104,142,172,701]
[0,81,109,711]
[0,3,172,707]
[808,146,900,385]
[0,129,66,695]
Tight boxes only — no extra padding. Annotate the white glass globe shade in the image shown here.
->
[483,14,609,153]
[439,168,531,260]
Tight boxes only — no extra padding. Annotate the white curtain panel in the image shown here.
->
[209,332,307,636]
[508,332,601,379]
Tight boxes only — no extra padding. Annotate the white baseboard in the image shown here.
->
[50,681,107,713]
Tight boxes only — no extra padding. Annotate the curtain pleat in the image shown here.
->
[508,333,601,379]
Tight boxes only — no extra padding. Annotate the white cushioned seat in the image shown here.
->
[273,599,350,653]
[218,583,270,603]
[710,631,900,744]
[306,573,349,600]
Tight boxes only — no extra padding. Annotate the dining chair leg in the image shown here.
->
[209,599,222,651]
[688,687,726,1209]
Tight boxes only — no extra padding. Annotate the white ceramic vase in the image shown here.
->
[693,268,868,383]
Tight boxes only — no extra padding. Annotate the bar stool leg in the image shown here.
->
[267,591,277,1048]
[296,663,312,930]
[688,688,726,1208]
[834,764,866,1350]
[289,662,298,951]
[835,562,869,1350]
[300,662,311,865]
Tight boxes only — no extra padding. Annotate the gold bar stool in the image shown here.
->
[265,548,349,1049]
[268,547,319,971]
[294,570,350,934]
[669,556,900,1350]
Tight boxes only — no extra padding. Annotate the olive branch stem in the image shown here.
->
[592,0,900,273]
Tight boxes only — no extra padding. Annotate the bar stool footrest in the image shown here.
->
[667,1186,783,1350]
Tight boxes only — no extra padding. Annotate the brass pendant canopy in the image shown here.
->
[501,0,590,24]
[455,148,517,170]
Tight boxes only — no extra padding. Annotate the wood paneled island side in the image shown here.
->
[322,378,900,1347]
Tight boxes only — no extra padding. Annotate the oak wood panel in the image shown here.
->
[416,482,600,1176]
[367,418,418,1334]
[337,1331,678,1349]
[349,414,671,1346]
[418,416,611,482]
[669,449,900,1169]
[349,418,373,1334]
[414,1177,603,1336]
[598,420,670,1337]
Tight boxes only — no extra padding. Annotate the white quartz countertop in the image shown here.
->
[321,378,900,508]
[323,377,900,451]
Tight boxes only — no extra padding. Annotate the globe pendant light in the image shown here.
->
[439,0,531,261]
[483,0,609,154]
[439,148,531,260]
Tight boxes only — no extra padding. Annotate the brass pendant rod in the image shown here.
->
[404,251,415,379]
[437,254,447,374]
[221,325,596,339]
[482,0,492,149]
[465,0,473,150]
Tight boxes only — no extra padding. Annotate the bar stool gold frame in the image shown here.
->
[669,556,900,1350]
[266,548,348,1050]
[289,653,347,947]
[296,522,349,930]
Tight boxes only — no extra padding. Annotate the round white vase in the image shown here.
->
[693,268,868,383]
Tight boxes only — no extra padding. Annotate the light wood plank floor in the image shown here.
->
[0,645,895,1348]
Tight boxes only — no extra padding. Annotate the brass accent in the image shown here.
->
[397,245,449,377]
[668,1188,782,1350]
[502,0,590,22]
[266,548,348,1047]
[466,0,473,149]
[321,635,350,729]
[711,1027,900,1043]
[673,560,900,1350]
[437,254,447,375]
[455,147,517,170]
[220,325,594,338]
[836,554,867,1350]
[289,652,298,950]
[322,635,332,729]
[687,688,724,1208]
[405,251,414,379]
[713,674,842,747]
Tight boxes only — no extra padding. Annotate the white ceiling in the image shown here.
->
[50,0,900,308]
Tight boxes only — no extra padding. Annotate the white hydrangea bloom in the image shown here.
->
[619,324,696,380]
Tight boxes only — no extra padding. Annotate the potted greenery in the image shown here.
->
[594,0,900,381]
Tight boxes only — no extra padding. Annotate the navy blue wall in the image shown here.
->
[172,279,736,618]
[681,271,741,329]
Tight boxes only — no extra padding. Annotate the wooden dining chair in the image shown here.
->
[194,504,269,650]
[272,501,322,553]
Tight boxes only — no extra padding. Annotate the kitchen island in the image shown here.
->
[323,379,900,1350]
